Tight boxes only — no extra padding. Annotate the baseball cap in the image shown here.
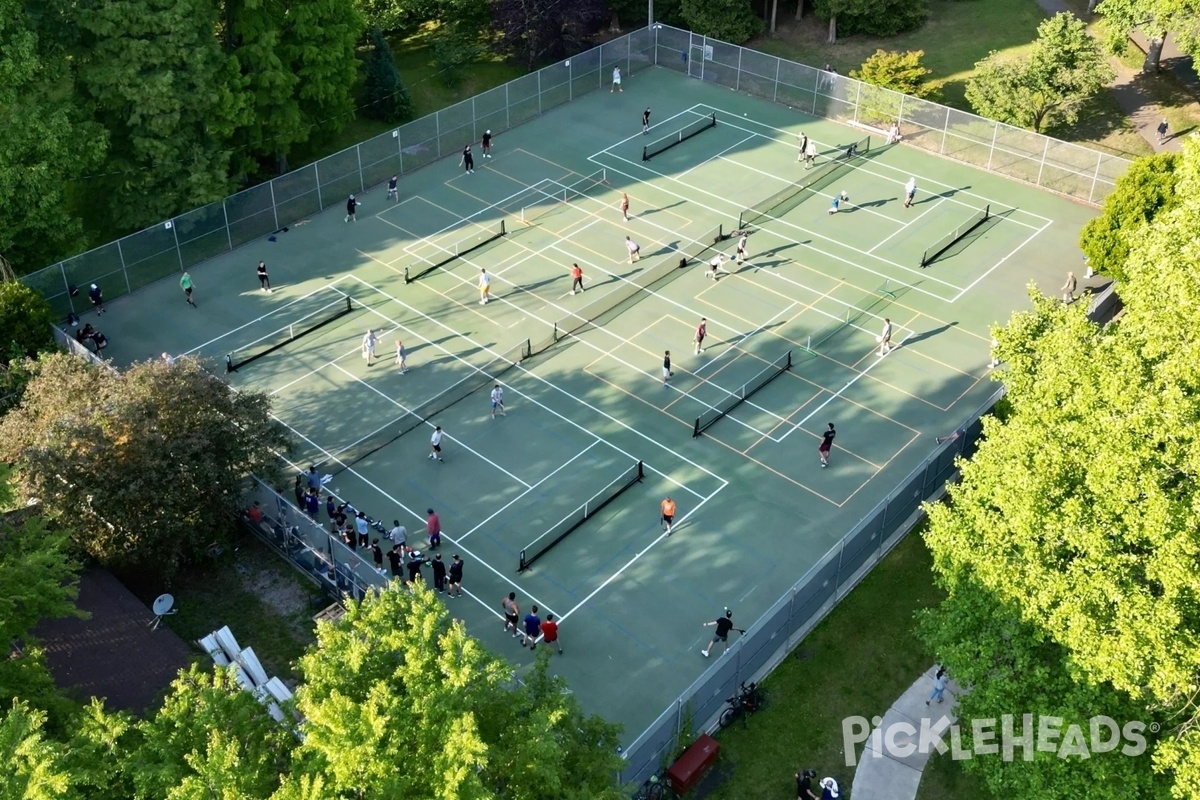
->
[427,508,435,514]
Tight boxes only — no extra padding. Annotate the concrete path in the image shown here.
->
[849,665,960,800]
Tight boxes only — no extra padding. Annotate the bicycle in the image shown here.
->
[719,681,765,728]
[631,774,667,800]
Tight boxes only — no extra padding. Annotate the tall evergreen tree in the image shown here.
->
[363,28,412,122]
[277,0,365,139]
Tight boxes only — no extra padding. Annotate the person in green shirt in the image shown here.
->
[180,272,196,307]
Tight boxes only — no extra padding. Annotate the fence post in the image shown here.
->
[773,55,780,103]
[851,79,861,126]
[505,83,511,132]
[898,93,906,130]
[538,69,542,115]
[56,263,73,314]
[940,106,950,154]
[115,239,132,294]
[1090,152,1102,205]
[268,179,280,232]
[435,110,441,158]
[314,161,324,210]
[356,145,364,193]
[987,124,999,170]
[568,59,573,102]
[735,45,743,92]
[1037,136,1050,187]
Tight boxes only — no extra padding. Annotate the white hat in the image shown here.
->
[820,777,840,797]
[90,283,97,289]
[486,129,491,135]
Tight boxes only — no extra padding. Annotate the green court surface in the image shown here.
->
[94,67,1098,746]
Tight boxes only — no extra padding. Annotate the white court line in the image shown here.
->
[328,362,534,489]
[776,331,912,443]
[595,106,716,154]
[268,415,560,619]
[458,440,602,541]
[867,197,946,255]
[952,218,1052,302]
[695,104,1053,228]
[346,273,727,496]
[678,132,758,181]
[693,299,799,376]
[557,482,726,624]
[183,277,356,355]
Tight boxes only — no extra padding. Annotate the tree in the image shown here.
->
[851,50,934,97]
[921,136,1200,799]
[965,13,1113,133]
[493,0,607,71]
[0,0,107,272]
[363,28,412,122]
[277,0,364,140]
[76,0,250,231]
[0,354,291,581]
[352,0,438,34]
[285,584,626,799]
[680,0,764,44]
[1079,152,1179,282]
[812,0,927,43]
[1094,0,1200,73]
[0,281,55,362]
[0,701,74,799]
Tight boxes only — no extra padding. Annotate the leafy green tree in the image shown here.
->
[851,50,933,97]
[131,665,294,799]
[680,0,764,44]
[278,0,364,139]
[1095,0,1200,73]
[966,13,1113,133]
[0,281,55,361]
[0,354,291,581]
[812,0,927,43]
[76,0,250,231]
[0,701,74,799]
[493,0,607,70]
[60,701,137,800]
[0,0,107,272]
[353,0,437,33]
[1079,152,1179,282]
[286,584,626,799]
[363,28,412,122]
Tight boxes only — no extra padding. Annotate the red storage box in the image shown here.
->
[667,733,720,795]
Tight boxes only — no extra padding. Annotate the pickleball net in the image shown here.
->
[404,219,507,283]
[803,282,896,354]
[692,351,793,437]
[643,112,718,161]
[738,135,871,229]
[920,205,990,267]
[327,338,531,475]
[518,459,644,572]
[519,169,609,225]
[226,296,356,373]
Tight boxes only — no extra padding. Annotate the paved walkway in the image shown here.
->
[849,665,960,800]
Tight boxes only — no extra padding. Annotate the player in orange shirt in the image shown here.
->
[661,496,677,535]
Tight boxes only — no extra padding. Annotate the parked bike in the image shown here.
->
[719,681,765,728]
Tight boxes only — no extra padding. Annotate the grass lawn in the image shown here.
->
[150,536,324,681]
[696,531,991,800]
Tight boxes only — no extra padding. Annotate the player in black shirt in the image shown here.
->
[796,768,818,800]
[701,609,744,657]
[642,107,651,135]
[387,546,403,580]
[387,175,398,201]
[431,554,447,593]
[447,555,464,597]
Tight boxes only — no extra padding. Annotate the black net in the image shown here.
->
[405,220,507,283]
[692,351,792,437]
[642,112,718,161]
[805,284,894,353]
[920,205,990,267]
[518,460,644,572]
[226,297,356,372]
[328,338,531,475]
[738,135,871,229]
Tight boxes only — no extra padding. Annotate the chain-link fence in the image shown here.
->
[651,25,1130,208]
[22,28,656,320]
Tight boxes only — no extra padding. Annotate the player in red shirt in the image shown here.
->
[540,613,563,654]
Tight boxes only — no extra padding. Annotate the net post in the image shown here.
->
[984,203,990,221]
[500,219,506,237]
[711,111,717,126]
[717,223,723,242]
[345,296,352,313]
[404,266,411,283]
[642,145,649,162]
[785,350,793,370]
[553,321,559,342]
[920,250,928,268]
[521,338,531,361]
[226,354,235,374]
[584,500,589,518]
[519,550,527,572]
[693,418,702,438]
[636,460,645,480]
[288,324,295,341]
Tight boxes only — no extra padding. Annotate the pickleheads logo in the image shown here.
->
[841,714,1152,767]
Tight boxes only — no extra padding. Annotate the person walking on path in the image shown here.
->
[804,139,817,169]
[540,614,563,653]
[926,666,948,704]
[877,318,893,357]
[490,384,506,418]
[797,132,809,162]
[430,553,447,593]
[344,194,359,222]
[796,769,819,800]
[735,234,749,265]
[569,262,585,294]
[1157,118,1169,144]
[428,426,445,462]
[426,508,441,549]
[387,175,398,201]
[903,177,917,208]
[642,107,652,135]
[693,318,707,355]
[394,339,408,373]
[1061,271,1077,303]
[662,350,673,386]
[180,272,197,307]
[521,605,542,648]
[701,609,744,657]
[361,328,378,366]
[88,283,106,314]
[481,130,493,158]
[625,236,641,263]
[447,554,464,597]
[661,496,677,535]
[478,268,492,305]
[619,192,630,221]
[460,144,475,174]
[502,592,520,635]
[257,261,271,292]
[611,66,623,92]
[818,422,836,468]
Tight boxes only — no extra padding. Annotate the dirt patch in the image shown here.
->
[232,549,322,648]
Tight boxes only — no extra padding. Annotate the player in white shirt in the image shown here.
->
[735,234,749,264]
[707,253,731,280]
[361,329,378,366]
[878,318,893,356]
[428,426,445,462]
[478,268,492,305]
[490,384,506,418]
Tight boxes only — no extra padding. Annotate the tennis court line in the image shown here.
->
[587,152,958,303]
[343,274,724,498]
[182,277,357,356]
[677,131,759,181]
[867,196,947,255]
[694,103,1053,229]
[951,217,1052,302]
[457,441,603,542]
[555,482,727,625]
[597,106,716,153]
[267,415,561,621]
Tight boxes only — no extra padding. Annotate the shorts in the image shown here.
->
[432,444,442,453]
[661,514,674,525]
[525,624,540,637]
[506,613,519,627]
[819,443,831,454]
[662,367,671,379]
[711,633,728,643]
[492,400,503,409]
[184,287,193,297]
[613,76,622,85]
